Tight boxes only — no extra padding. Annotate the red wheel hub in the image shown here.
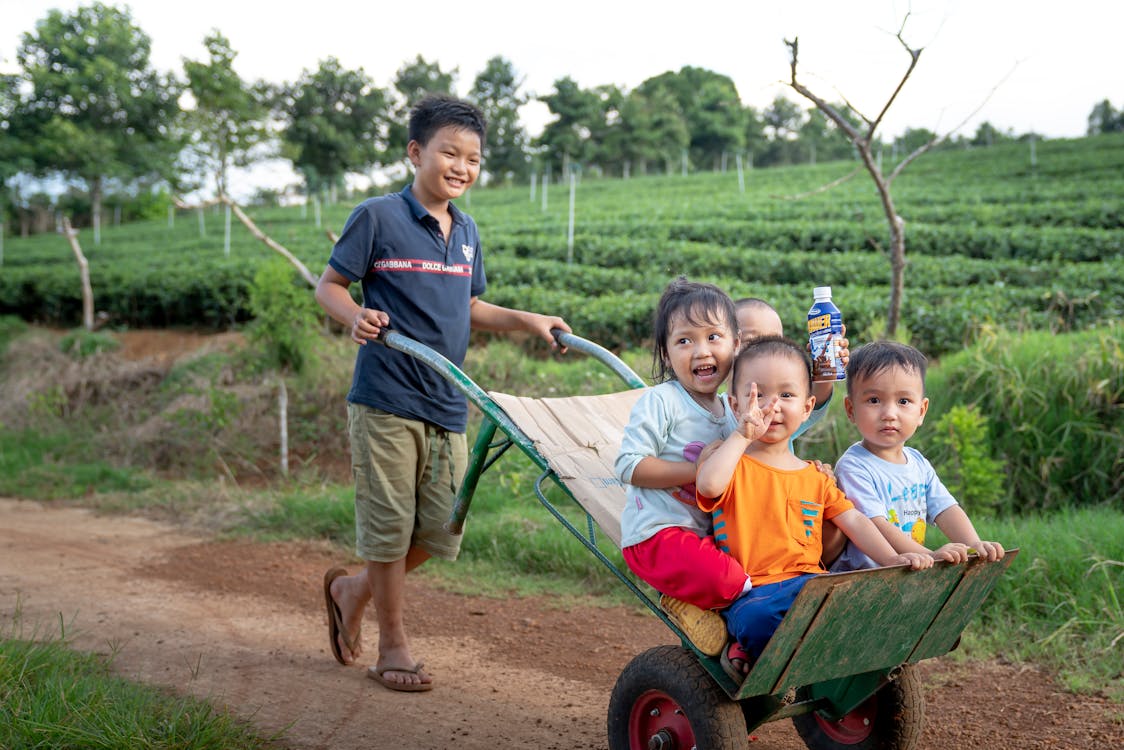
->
[813,696,877,744]
[628,689,695,750]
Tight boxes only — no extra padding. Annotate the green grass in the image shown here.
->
[0,429,151,499]
[1,611,280,749]
[0,315,28,357]
[961,509,1124,700]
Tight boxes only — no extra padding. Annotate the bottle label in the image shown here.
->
[809,331,845,382]
[808,313,833,334]
[808,302,845,382]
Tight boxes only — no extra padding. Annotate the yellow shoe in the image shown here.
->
[659,594,727,656]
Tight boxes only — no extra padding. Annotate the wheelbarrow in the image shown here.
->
[372,328,1017,750]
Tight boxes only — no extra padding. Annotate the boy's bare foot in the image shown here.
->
[369,644,433,691]
[325,568,366,664]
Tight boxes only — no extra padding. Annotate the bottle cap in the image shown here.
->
[813,286,832,299]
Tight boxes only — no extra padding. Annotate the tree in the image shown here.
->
[17,2,180,236]
[583,84,625,174]
[469,56,530,184]
[536,77,602,175]
[894,127,938,154]
[744,106,768,164]
[611,86,689,176]
[684,72,746,169]
[385,56,457,165]
[0,73,30,229]
[970,121,1011,147]
[1087,99,1122,135]
[759,94,805,165]
[797,109,832,164]
[278,58,388,195]
[636,67,745,169]
[784,16,992,336]
[182,30,271,198]
[793,103,864,164]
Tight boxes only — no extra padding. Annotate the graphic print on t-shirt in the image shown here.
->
[372,258,473,276]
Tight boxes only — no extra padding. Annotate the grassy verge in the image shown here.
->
[0,429,151,500]
[1,610,280,749]
[955,509,1124,701]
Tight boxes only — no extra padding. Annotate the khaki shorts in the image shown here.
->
[347,403,468,562]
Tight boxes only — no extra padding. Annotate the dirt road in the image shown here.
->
[1,497,1119,749]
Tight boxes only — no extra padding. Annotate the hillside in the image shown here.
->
[2,132,1122,357]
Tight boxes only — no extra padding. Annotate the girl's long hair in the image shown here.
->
[651,276,738,383]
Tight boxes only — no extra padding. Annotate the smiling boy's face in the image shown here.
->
[407,125,482,207]
[844,364,930,463]
[729,351,815,444]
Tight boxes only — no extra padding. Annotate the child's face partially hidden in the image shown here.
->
[844,365,930,463]
[736,306,784,347]
[729,353,815,445]
[407,125,482,207]
[664,309,738,404]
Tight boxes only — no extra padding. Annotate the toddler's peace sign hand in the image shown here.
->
[738,382,777,442]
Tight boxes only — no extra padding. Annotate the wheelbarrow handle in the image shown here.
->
[551,328,646,389]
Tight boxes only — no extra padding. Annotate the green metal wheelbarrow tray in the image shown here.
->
[374,328,1017,750]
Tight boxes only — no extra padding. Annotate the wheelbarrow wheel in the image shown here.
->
[791,664,925,750]
[608,644,748,750]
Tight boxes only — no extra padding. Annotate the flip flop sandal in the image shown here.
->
[323,567,360,665]
[368,662,434,692]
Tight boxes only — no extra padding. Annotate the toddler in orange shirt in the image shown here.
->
[695,336,932,673]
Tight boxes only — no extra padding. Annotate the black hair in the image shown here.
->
[733,297,777,314]
[845,341,928,396]
[651,276,738,383]
[408,93,487,146]
[731,335,812,395]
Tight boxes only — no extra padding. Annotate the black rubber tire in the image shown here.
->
[791,664,925,750]
[607,644,748,750]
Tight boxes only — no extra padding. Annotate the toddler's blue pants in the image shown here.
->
[723,573,816,658]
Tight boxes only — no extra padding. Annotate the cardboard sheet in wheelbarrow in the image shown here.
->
[489,389,643,548]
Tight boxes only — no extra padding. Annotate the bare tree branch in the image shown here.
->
[834,90,873,130]
[61,217,95,331]
[172,196,222,210]
[868,13,923,139]
[782,14,1016,336]
[887,60,1021,184]
[785,38,866,145]
[775,167,862,201]
[215,192,320,288]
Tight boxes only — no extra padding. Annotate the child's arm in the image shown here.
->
[315,266,388,345]
[614,387,697,493]
[866,515,967,563]
[833,509,933,570]
[469,298,570,349]
[695,430,752,499]
[629,457,698,490]
[696,383,774,498]
[934,505,1006,562]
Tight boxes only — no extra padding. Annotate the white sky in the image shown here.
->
[1,0,1118,195]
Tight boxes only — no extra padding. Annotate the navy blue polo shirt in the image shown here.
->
[328,184,486,432]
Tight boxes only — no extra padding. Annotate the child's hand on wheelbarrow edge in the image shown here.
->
[893,551,935,570]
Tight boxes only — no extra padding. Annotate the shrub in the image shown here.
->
[926,405,1007,516]
[58,329,120,358]
[922,325,1124,513]
[246,260,321,374]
